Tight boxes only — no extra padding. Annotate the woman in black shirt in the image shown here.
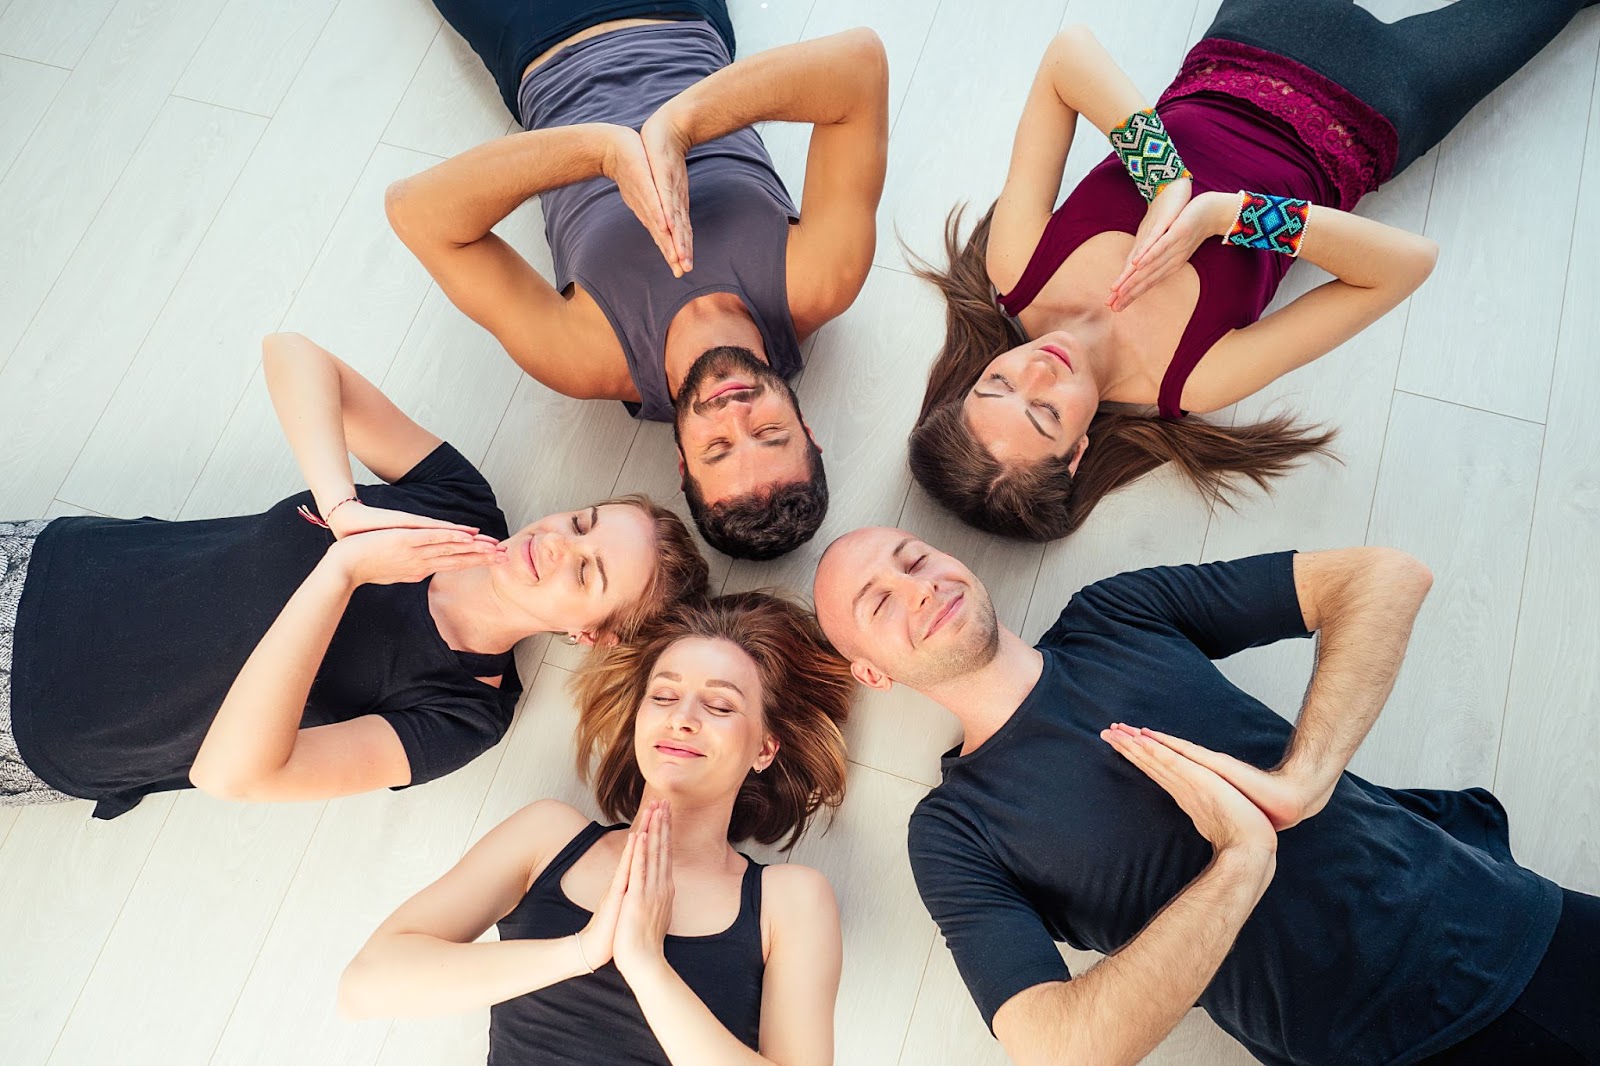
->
[340,592,853,1066]
[0,332,710,819]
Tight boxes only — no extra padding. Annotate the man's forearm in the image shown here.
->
[997,846,1275,1066]
[386,124,612,247]
[1281,550,1433,798]
[658,28,885,145]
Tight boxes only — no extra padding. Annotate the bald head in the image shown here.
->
[812,526,999,691]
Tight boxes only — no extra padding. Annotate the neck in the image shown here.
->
[1030,303,1131,401]
[428,568,551,655]
[637,784,742,869]
[663,292,768,394]
[917,628,1044,755]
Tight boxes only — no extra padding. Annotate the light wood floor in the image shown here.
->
[2,1,1597,1063]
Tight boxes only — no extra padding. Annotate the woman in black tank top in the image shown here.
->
[339,592,854,1066]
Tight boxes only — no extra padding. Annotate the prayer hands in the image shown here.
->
[1128,727,1335,831]
[1108,187,1235,312]
[1101,723,1277,857]
[324,527,505,586]
[597,121,691,278]
[613,800,676,981]
[574,831,638,973]
[325,500,480,541]
[639,111,693,275]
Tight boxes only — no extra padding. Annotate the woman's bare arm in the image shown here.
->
[1181,195,1438,413]
[988,25,1151,293]
[339,800,607,1018]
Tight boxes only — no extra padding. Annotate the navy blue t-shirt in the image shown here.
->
[908,553,1561,1066]
[11,443,522,819]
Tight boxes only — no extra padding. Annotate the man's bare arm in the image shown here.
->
[996,728,1277,1066]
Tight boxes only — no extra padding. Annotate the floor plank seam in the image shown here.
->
[1390,388,1549,428]
[168,92,274,120]
[85,108,273,521]
[892,933,943,1066]
[0,48,71,70]
[199,800,334,1066]
[43,796,182,1066]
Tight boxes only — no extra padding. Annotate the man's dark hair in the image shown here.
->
[684,432,827,561]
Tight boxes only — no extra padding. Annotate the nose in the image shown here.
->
[540,530,570,565]
[667,700,701,733]
[1021,357,1056,392]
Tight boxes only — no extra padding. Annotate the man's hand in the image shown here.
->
[324,527,504,586]
[1101,723,1279,855]
[1135,727,1336,832]
[639,110,693,274]
[597,124,684,277]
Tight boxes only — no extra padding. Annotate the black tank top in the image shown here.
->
[488,821,766,1065]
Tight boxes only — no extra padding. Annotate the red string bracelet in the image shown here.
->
[296,494,359,529]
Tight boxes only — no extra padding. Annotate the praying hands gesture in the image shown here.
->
[613,800,677,981]
[1101,723,1280,857]
[1108,188,1240,312]
[599,125,692,279]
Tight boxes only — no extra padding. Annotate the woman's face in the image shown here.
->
[633,636,776,800]
[494,503,656,641]
[960,331,1098,467]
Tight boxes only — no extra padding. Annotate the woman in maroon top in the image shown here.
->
[911,0,1596,540]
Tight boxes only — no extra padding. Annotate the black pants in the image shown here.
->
[1419,887,1600,1064]
[430,0,736,117]
[1204,0,1599,175]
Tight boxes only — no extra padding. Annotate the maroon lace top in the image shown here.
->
[997,39,1399,419]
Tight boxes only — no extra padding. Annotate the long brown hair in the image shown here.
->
[570,591,854,850]
[906,203,1337,540]
[590,494,710,642]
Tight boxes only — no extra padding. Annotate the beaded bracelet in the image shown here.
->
[1108,108,1192,203]
[1223,190,1312,257]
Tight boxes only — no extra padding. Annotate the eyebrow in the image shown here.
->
[590,506,608,593]
[970,389,1055,441]
[649,670,745,697]
[851,537,914,614]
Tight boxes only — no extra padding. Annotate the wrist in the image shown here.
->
[615,945,670,983]
[315,545,362,592]
[1213,841,1277,893]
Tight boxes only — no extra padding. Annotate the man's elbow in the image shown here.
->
[384,178,424,245]
[1366,547,1433,604]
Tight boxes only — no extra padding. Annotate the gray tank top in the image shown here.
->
[517,22,803,422]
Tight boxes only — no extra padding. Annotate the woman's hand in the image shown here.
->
[639,110,693,274]
[575,831,637,973]
[1101,723,1278,857]
[1108,188,1237,312]
[324,527,505,586]
[597,124,686,277]
[613,801,675,981]
[325,499,479,541]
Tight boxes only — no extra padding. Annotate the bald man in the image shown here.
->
[812,527,1599,1066]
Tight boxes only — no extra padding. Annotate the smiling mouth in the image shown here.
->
[654,742,704,758]
[924,594,964,642]
[704,380,757,403]
[525,537,539,580]
[1042,344,1073,372]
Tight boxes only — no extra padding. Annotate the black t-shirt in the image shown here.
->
[10,444,522,820]
[908,553,1562,1066]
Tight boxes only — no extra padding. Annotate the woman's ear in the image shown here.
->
[754,735,780,774]
[1067,434,1090,477]
[575,629,616,648]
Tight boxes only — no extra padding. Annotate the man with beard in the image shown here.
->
[386,5,888,561]
[811,528,1600,1066]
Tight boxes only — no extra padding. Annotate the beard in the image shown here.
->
[897,584,1002,690]
[672,346,795,431]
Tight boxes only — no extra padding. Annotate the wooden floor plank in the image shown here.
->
[52,0,440,522]
[0,97,264,517]
[0,0,230,363]
[0,55,67,183]
[0,0,116,69]
[173,0,338,118]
